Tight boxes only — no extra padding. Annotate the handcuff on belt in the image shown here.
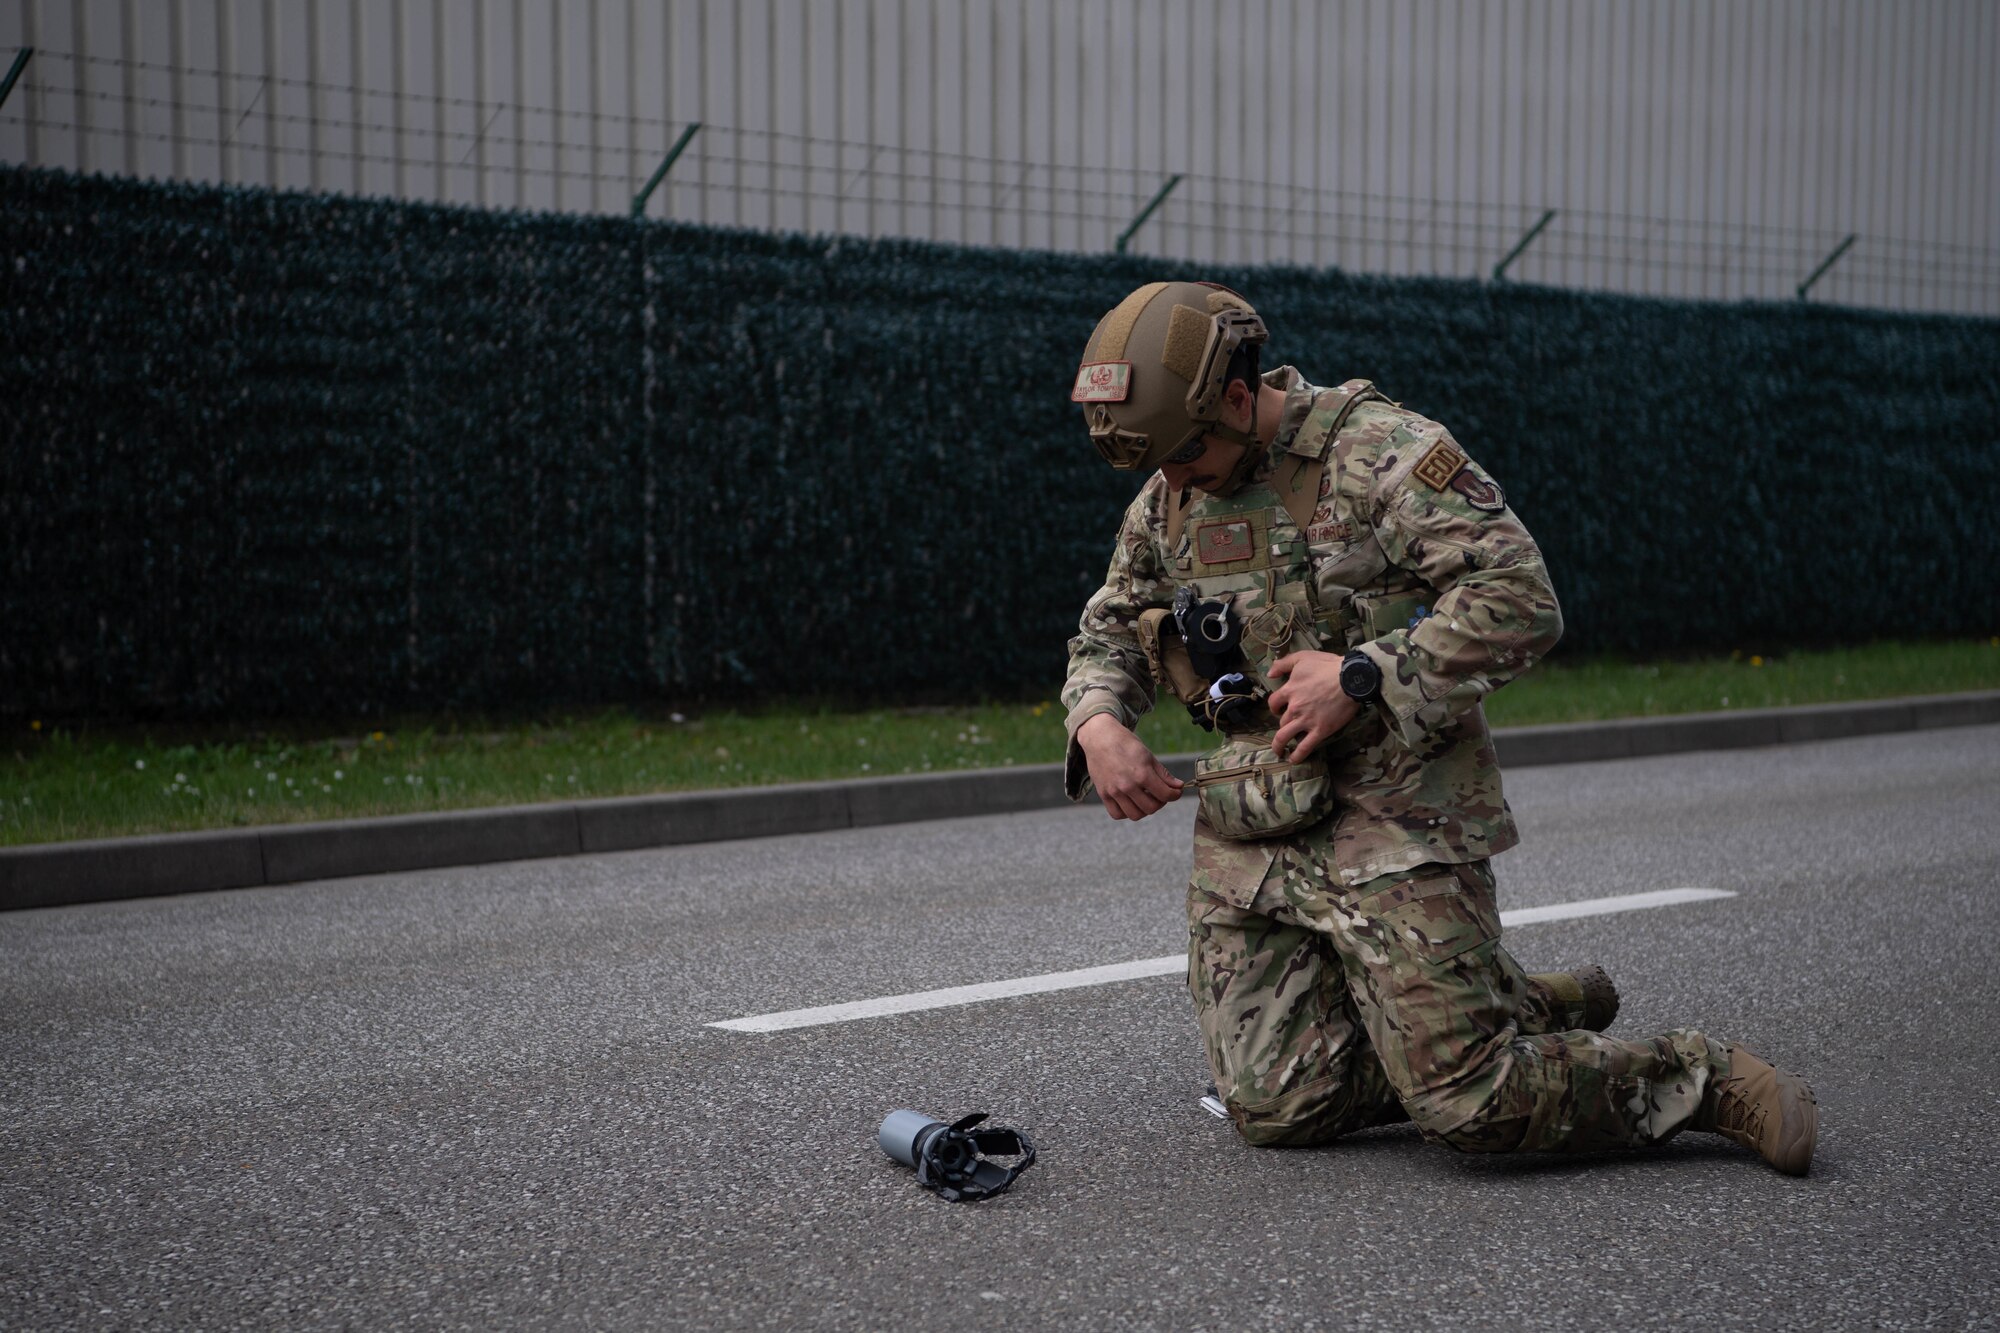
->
[1172,588,1266,732]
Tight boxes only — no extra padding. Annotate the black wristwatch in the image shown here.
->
[1339,651,1382,706]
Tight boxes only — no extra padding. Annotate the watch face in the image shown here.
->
[1341,655,1380,700]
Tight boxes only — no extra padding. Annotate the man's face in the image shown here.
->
[1159,433,1248,493]
[1155,378,1256,492]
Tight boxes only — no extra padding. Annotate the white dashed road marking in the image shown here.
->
[708,887,1736,1033]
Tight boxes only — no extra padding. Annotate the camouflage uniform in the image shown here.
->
[1062,368,1733,1152]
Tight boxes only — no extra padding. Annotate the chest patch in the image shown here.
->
[1195,520,1256,564]
[1412,439,1469,491]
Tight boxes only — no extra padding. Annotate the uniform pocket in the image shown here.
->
[1359,869,1498,962]
[1192,733,1337,840]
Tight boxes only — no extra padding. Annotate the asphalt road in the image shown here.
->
[4,725,1998,1331]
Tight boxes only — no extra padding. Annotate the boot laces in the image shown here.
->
[1714,1082,1767,1139]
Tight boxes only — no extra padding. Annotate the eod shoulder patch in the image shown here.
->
[1411,436,1506,511]
[1411,439,1468,491]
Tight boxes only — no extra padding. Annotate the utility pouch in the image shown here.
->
[1240,586,1322,667]
[1351,589,1431,643]
[1137,608,1209,706]
[1190,733,1337,841]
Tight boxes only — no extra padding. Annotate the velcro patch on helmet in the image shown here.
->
[1072,361,1133,402]
[1161,305,1210,382]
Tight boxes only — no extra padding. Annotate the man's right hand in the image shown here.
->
[1077,712,1184,821]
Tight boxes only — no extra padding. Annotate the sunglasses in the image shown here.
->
[1159,433,1211,467]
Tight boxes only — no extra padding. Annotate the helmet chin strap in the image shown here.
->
[1199,391,1263,497]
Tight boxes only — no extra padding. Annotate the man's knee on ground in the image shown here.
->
[1225,1077,1394,1148]
[1232,1114,1341,1148]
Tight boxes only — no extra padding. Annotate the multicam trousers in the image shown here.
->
[1188,845,1731,1151]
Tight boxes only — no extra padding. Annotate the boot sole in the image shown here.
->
[1575,964,1620,1032]
[1768,1074,1819,1176]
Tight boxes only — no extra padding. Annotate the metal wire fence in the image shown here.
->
[9,161,1997,718]
[5,44,1998,314]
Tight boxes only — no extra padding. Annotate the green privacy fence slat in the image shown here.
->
[3,165,1996,720]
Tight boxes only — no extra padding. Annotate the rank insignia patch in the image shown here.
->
[1071,361,1133,403]
[1196,520,1255,564]
[1450,468,1506,512]
[1412,439,1468,491]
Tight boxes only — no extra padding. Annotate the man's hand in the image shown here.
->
[1076,712,1184,821]
[1267,651,1360,763]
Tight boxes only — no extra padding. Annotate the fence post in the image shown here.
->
[631,122,703,220]
[1795,234,1858,301]
[0,47,32,112]
[1492,209,1556,282]
[1115,174,1184,255]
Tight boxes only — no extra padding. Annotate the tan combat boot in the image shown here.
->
[1695,1045,1819,1175]
[1525,964,1620,1031]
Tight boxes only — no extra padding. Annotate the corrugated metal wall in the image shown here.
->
[3,1,1995,313]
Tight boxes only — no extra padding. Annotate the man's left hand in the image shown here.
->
[1267,651,1360,763]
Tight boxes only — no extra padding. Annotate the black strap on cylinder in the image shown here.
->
[913,1113,1039,1202]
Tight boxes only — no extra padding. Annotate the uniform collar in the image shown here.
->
[1259,365,1322,474]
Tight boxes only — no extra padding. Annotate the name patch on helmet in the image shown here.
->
[1196,520,1255,564]
[1072,361,1133,403]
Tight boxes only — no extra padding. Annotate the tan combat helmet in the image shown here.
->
[1072,281,1270,471]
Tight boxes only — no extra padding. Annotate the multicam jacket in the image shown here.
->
[1061,367,1564,901]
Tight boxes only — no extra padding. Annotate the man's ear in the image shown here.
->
[1224,376,1256,425]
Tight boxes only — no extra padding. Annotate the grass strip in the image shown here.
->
[4,638,1996,847]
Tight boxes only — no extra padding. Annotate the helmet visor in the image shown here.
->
[1089,417,1207,471]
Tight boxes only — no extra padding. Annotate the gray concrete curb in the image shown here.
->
[5,690,1996,912]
